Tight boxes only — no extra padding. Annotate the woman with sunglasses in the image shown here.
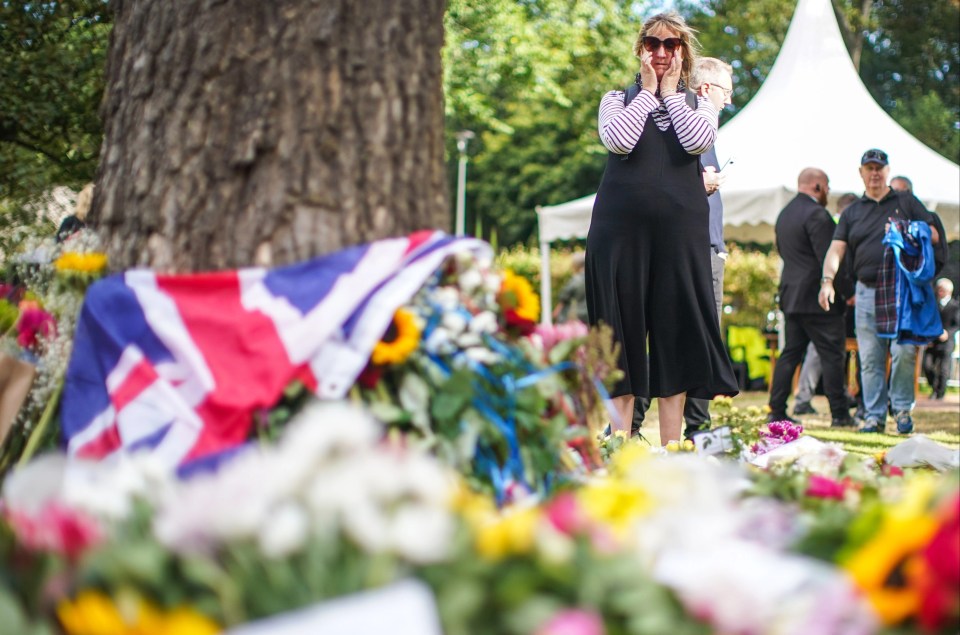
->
[585,11,739,445]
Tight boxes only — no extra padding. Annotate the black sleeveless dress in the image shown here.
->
[585,98,739,400]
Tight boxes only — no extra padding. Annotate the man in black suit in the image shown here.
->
[768,168,855,426]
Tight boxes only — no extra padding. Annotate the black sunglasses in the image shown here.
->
[642,36,682,53]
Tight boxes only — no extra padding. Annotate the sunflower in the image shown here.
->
[371,308,421,365]
[57,590,220,635]
[54,252,108,274]
[842,509,939,624]
[499,270,540,323]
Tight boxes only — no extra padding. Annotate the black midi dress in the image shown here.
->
[585,97,739,400]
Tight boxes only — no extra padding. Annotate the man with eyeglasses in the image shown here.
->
[819,149,945,434]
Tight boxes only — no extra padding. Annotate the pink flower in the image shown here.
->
[536,609,605,635]
[15,305,56,349]
[805,474,846,500]
[5,503,102,560]
[533,321,589,352]
[544,491,585,535]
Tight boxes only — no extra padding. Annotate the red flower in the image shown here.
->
[915,495,960,631]
[357,363,384,389]
[545,492,586,535]
[881,463,904,477]
[15,306,56,349]
[805,474,846,500]
[504,308,537,335]
[5,503,102,561]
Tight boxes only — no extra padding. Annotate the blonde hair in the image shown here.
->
[75,183,95,222]
[691,57,733,90]
[633,12,700,84]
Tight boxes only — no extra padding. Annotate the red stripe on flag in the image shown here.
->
[75,426,122,460]
[110,359,159,413]
[404,230,436,256]
[156,272,300,461]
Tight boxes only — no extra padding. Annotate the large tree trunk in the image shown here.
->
[93,0,448,271]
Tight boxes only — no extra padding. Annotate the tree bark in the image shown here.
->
[93,0,448,271]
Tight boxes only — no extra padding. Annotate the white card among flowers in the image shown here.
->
[225,579,443,635]
[692,425,734,455]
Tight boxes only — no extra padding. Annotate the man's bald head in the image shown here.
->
[797,168,829,205]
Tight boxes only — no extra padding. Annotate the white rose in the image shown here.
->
[441,311,468,336]
[389,504,454,563]
[258,502,310,558]
[458,268,483,294]
[469,311,499,334]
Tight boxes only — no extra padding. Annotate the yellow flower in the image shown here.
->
[155,608,221,635]
[608,441,650,477]
[57,591,220,635]
[371,308,421,365]
[665,440,680,453]
[499,270,540,322]
[842,479,940,627]
[475,506,540,560]
[57,590,127,635]
[577,479,650,536]
[54,252,108,274]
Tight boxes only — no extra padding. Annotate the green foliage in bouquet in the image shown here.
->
[341,256,620,500]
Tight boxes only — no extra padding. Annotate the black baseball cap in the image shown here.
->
[861,149,889,166]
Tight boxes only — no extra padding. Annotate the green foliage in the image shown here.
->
[721,245,780,330]
[444,0,643,245]
[0,1,111,205]
[495,244,584,307]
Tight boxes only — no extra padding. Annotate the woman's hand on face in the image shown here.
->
[660,49,682,95]
[639,52,657,94]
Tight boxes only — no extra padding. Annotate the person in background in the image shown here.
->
[923,278,960,400]
[768,169,854,427]
[793,192,858,416]
[890,175,913,193]
[586,12,738,445]
[553,251,588,324]
[56,183,94,243]
[819,149,943,435]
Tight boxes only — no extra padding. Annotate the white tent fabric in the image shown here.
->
[536,0,960,322]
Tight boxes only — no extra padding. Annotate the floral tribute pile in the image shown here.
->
[1,402,958,635]
[1,232,958,634]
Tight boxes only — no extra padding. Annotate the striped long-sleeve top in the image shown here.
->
[598,82,718,156]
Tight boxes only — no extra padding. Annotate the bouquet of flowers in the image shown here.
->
[340,252,621,502]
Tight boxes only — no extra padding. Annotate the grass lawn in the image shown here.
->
[639,391,960,456]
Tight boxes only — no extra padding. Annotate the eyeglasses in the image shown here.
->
[642,36,682,53]
[708,83,733,98]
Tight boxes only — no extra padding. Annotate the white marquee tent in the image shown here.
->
[536,0,960,323]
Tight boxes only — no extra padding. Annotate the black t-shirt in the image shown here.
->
[833,189,935,284]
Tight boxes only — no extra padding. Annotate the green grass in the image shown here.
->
[640,391,960,456]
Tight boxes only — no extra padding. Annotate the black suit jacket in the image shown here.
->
[775,193,844,315]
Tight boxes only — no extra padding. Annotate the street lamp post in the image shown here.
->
[454,130,475,236]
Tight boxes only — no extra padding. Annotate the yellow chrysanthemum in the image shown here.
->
[54,252,108,274]
[475,506,540,561]
[499,270,540,322]
[371,308,421,365]
[57,590,126,635]
[608,441,650,477]
[577,479,651,536]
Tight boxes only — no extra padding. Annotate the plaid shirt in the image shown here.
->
[877,220,939,342]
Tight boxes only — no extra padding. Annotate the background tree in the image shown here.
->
[93,0,447,271]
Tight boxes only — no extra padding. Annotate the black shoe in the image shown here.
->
[831,415,856,428]
[793,402,817,415]
[846,395,859,410]
[768,413,802,425]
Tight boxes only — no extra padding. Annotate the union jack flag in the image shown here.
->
[61,231,489,470]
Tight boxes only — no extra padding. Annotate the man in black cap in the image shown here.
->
[818,149,944,434]
[768,168,854,427]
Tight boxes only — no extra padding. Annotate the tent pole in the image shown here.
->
[539,237,552,325]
